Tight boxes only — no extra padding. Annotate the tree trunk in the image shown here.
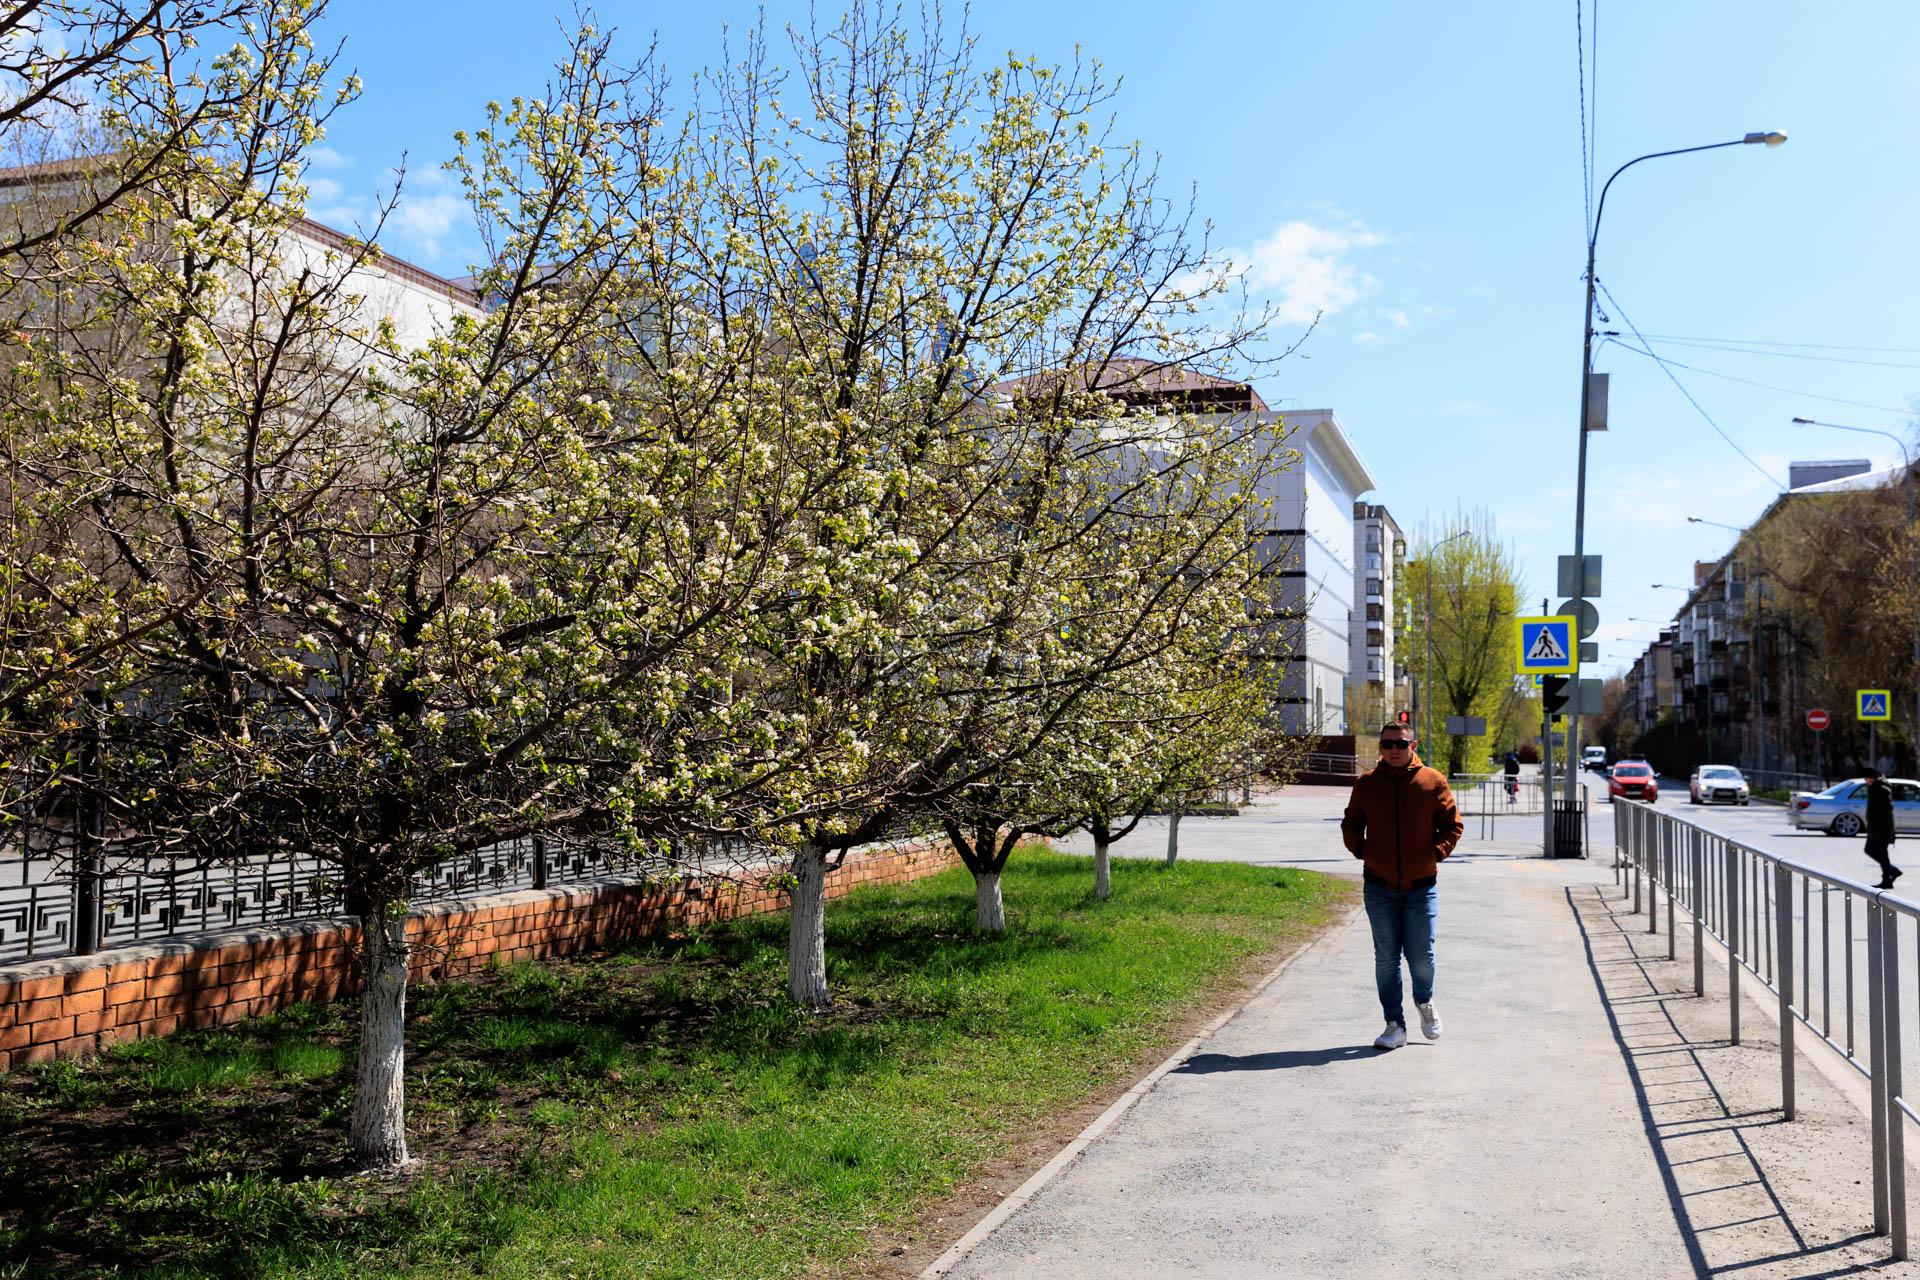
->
[975,868,1006,933]
[1166,806,1182,865]
[788,843,831,1008]
[1090,812,1113,901]
[348,908,414,1171]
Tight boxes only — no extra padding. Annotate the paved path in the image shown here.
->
[937,784,1914,1278]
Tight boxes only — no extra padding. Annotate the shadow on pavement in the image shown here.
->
[1174,1045,1386,1073]
[1568,882,1895,1279]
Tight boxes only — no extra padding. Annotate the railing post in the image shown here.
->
[1886,902,1908,1258]
[1648,817,1660,936]
[531,834,548,891]
[1633,811,1643,914]
[1871,901,1889,1235]
[1666,831,1677,960]
[1775,862,1795,1120]
[1691,830,1705,997]
[1727,843,1741,1047]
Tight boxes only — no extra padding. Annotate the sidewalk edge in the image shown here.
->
[916,900,1363,1278]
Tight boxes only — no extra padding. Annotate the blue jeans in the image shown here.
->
[1363,880,1437,1028]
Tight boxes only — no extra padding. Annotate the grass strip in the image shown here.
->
[0,849,1352,1279]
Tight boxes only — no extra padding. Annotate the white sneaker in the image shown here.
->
[1373,1022,1407,1050]
[1417,1002,1442,1041]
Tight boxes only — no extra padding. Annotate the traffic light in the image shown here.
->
[1541,675,1572,717]
[1396,710,1411,726]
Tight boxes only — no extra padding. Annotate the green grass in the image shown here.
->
[0,849,1350,1279]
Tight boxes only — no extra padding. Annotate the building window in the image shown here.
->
[1366,577,1382,597]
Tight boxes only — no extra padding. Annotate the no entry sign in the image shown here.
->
[1807,708,1831,732]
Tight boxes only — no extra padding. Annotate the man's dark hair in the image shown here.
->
[1866,765,1884,779]
[1381,722,1411,738]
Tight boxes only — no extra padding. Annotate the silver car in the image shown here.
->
[1690,765,1750,806]
[1789,778,1920,835]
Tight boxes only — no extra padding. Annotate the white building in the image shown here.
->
[1258,409,1378,734]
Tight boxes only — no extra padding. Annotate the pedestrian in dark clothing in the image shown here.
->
[1502,751,1521,805]
[1865,766,1900,889]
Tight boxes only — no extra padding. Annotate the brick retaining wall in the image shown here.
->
[0,841,959,1072]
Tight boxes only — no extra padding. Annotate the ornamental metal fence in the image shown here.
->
[1616,799,1920,1257]
[1,795,724,967]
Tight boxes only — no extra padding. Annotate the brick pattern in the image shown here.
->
[0,842,959,1072]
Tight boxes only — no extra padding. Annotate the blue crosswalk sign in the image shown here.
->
[1516,615,1578,674]
[1859,689,1892,721]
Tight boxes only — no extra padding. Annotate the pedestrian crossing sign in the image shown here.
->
[1516,615,1578,675]
[1858,689,1892,721]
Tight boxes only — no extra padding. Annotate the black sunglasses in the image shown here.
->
[1379,738,1412,750]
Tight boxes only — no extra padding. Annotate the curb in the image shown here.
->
[917,901,1363,1278]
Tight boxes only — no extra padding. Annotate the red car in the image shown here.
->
[1608,762,1659,803]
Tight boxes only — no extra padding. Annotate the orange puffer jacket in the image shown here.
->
[1340,755,1464,890]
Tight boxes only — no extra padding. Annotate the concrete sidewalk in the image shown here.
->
[934,788,1911,1278]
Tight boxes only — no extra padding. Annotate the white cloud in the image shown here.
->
[1386,308,1410,329]
[1206,216,1388,326]
[307,145,352,171]
[1352,330,1381,345]
[389,170,469,262]
[1435,399,1483,417]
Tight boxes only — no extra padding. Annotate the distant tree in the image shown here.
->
[1401,512,1529,776]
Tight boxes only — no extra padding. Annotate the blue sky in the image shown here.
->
[308,1,1920,680]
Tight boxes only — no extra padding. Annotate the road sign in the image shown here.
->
[1858,690,1892,722]
[1807,708,1830,732]
[1517,616,1578,674]
[1444,715,1488,736]
[1557,554,1603,599]
[1578,678,1605,716]
[1554,598,1600,639]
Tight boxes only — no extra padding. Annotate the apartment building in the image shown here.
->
[1350,502,1407,726]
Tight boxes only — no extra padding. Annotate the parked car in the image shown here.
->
[1582,746,1609,772]
[1689,765,1750,806]
[1607,762,1658,804]
[1789,778,1920,835]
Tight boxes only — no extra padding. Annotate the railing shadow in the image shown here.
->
[1569,883,1892,1279]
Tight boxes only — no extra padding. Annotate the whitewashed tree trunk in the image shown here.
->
[349,909,413,1171]
[1093,837,1111,900]
[1166,806,1182,865]
[975,869,1006,933]
[788,843,831,1008]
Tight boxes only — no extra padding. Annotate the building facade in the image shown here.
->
[1349,502,1407,728]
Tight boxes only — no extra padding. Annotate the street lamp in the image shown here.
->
[1792,416,1919,768]
[1564,130,1787,816]
[1686,516,1742,532]
[1422,526,1473,755]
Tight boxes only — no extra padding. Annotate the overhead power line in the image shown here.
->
[1595,280,1783,489]
[1632,335,1920,371]
[1602,336,1915,417]
[1576,0,1592,239]
[1636,332,1920,356]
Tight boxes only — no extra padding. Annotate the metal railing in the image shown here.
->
[1616,799,1917,1255]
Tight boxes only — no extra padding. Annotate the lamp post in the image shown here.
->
[1792,416,1919,770]
[1563,130,1788,817]
[1423,526,1473,758]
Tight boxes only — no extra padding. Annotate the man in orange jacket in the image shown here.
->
[1340,721,1464,1050]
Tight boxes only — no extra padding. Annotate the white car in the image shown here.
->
[1582,746,1608,772]
[1689,765,1750,806]
[1789,778,1920,835]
